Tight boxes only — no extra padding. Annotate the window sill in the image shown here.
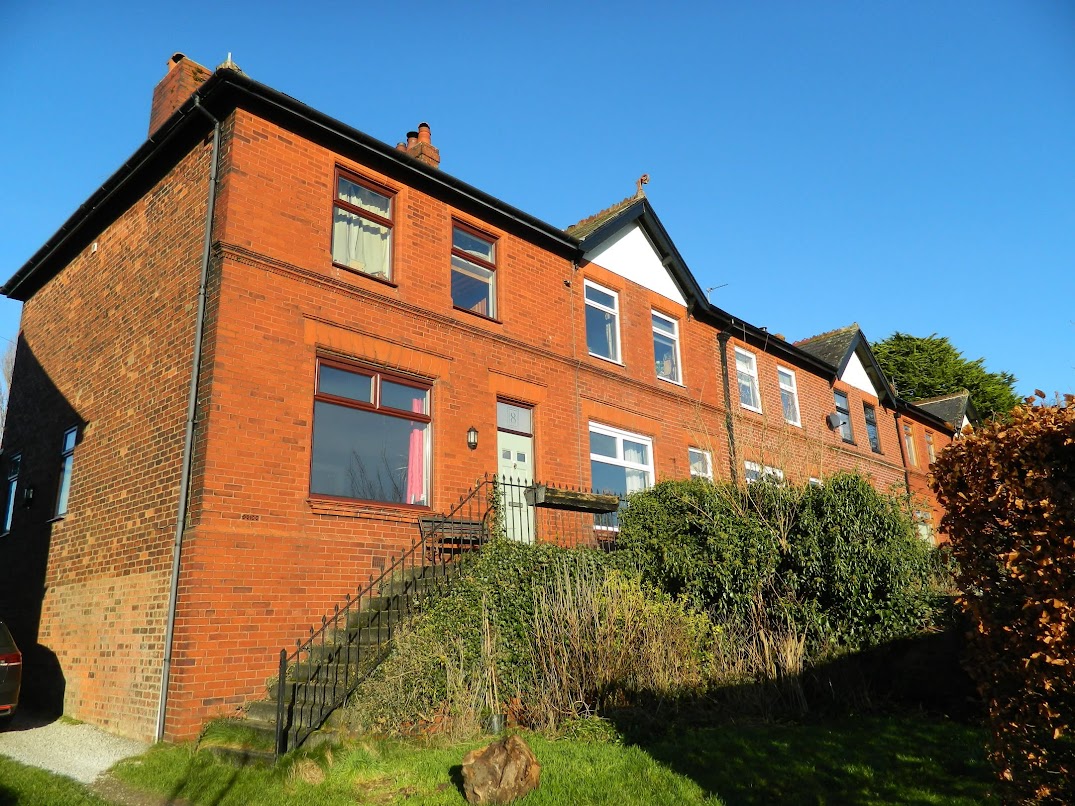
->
[588,353,624,367]
[784,420,802,428]
[308,496,431,518]
[452,306,502,325]
[332,261,398,288]
[47,515,67,524]
[739,404,763,415]
[841,439,857,446]
[656,376,685,388]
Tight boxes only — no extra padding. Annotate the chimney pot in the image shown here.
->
[406,131,419,148]
[417,122,431,144]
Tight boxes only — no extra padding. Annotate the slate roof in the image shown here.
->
[566,194,644,240]
[915,390,973,428]
[794,323,861,368]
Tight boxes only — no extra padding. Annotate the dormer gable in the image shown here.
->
[568,193,703,310]
[796,324,895,404]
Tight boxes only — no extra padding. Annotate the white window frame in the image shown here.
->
[588,422,654,493]
[652,310,682,384]
[745,461,784,485]
[925,432,936,463]
[834,390,853,443]
[777,367,800,426]
[903,423,918,466]
[55,427,77,518]
[584,280,621,363]
[688,448,713,480]
[734,347,762,413]
[3,454,21,534]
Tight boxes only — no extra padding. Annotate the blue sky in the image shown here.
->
[2,1,1073,396]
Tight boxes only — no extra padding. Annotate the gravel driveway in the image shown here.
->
[0,708,149,784]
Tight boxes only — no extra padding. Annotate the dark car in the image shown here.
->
[0,621,21,718]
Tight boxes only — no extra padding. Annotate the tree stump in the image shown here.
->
[460,734,541,804]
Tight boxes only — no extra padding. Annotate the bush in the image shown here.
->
[344,541,712,735]
[932,396,1074,804]
[617,473,940,652]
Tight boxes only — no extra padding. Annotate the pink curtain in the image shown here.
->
[406,399,425,504]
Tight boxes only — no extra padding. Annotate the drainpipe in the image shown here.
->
[716,331,739,485]
[156,97,221,742]
[892,409,914,512]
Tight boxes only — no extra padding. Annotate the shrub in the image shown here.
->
[932,396,1074,804]
[344,541,711,735]
[617,473,939,651]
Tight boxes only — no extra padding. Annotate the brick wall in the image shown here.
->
[0,137,211,739]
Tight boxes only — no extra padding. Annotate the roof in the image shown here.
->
[795,324,861,368]
[3,67,579,302]
[915,390,974,428]
[566,194,643,240]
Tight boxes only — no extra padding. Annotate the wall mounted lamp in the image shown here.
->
[467,426,479,451]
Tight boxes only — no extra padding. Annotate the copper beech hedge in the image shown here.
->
[931,394,1074,804]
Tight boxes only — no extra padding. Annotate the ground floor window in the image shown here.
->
[688,448,713,480]
[744,461,784,485]
[589,423,653,497]
[311,360,431,506]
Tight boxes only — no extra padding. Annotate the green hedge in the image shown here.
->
[616,473,940,650]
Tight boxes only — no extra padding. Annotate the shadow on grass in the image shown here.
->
[603,629,993,805]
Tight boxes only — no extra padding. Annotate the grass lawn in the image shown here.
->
[0,755,111,806]
[109,713,993,806]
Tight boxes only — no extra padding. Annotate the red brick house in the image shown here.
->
[0,54,956,742]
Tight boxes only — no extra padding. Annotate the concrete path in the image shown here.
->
[0,708,149,785]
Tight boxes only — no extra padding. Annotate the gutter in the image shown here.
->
[156,97,222,743]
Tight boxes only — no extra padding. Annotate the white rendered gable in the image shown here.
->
[583,222,687,306]
[841,352,881,397]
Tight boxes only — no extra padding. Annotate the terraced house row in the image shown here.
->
[0,54,966,742]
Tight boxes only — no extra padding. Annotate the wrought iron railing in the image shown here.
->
[496,475,623,549]
[273,474,624,754]
[274,476,497,754]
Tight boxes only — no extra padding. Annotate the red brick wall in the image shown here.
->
[0,138,212,739]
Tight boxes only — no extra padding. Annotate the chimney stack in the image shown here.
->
[396,122,440,169]
[148,53,212,136]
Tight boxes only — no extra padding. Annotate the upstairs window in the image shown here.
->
[652,312,681,383]
[688,448,712,480]
[863,403,881,453]
[3,454,20,533]
[311,361,431,506]
[925,432,936,463]
[833,391,853,443]
[777,367,800,426]
[735,348,762,412]
[55,428,77,518]
[451,224,497,318]
[584,281,621,362]
[331,170,394,280]
[903,422,918,466]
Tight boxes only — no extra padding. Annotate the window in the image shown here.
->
[55,428,77,518]
[589,423,653,497]
[925,432,936,463]
[311,361,431,506]
[3,454,20,533]
[584,281,620,362]
[451,223,497,318]
[331,170,394,280]
[903,422,917,466]
[808,477,823,487]
[914,510,935,543]
[688,448,712,480]
[735,348,762,412]
[745,461,784,484]
[777,367,800,426]
[833,390,853,442]
[652,311,681,383]
[863,403,881,453]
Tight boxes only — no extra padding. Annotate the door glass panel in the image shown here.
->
[496,402,532,435]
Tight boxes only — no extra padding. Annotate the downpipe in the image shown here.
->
[156,97,221,742]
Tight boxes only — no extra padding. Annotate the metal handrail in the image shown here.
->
[274,475,497,754]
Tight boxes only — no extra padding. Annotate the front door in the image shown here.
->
[496,401,535,543]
